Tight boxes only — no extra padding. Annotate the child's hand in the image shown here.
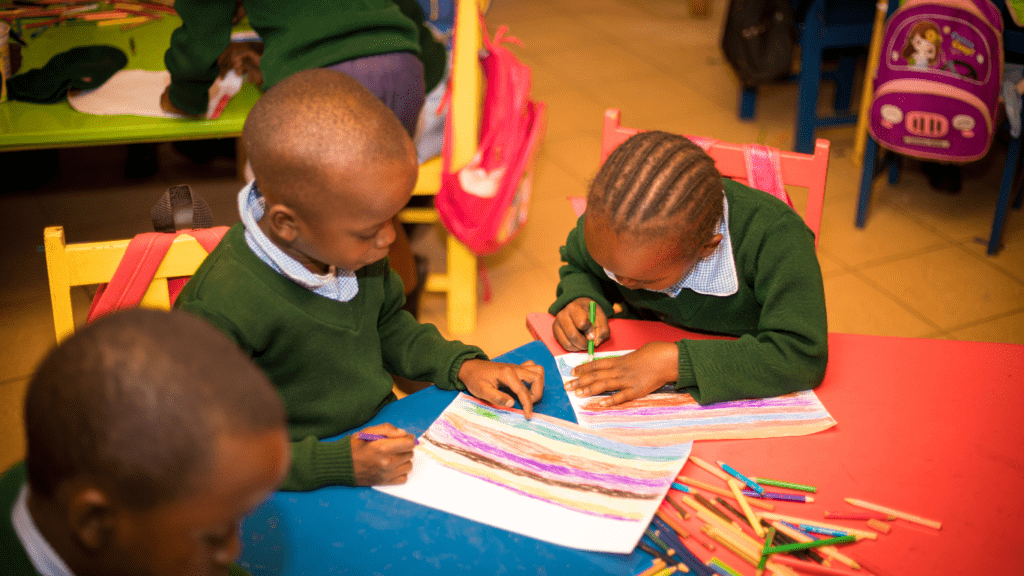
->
[351,423,417,485]
[217,41,264,86]
[553,297,610,352]
[565,342,678,407]
[159,88,199,117]
[458,359,545,419]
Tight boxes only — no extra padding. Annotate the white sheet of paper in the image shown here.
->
[375,394,691,553]
[68,69,183,118]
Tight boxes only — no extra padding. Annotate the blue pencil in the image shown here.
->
[670,482,692,493]
[716,460,765,495]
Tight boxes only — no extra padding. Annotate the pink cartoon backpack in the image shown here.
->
[869,0,1003,162]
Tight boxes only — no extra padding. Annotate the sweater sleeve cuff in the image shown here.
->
[279,435,356,491]
[674,340,703,398]
[443,347,489,391]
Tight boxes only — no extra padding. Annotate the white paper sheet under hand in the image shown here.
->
[68,69,184,118]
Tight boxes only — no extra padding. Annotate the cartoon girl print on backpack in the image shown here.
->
[901,20,943,68]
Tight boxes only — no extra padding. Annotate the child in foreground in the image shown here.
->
[1,308,290,576]
[177,68,544,491]
[550,131,827,407]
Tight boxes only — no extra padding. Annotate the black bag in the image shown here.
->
[721,0,798,86]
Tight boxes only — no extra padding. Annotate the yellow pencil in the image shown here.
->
[688,456,734,484]
[701,525,760,566]
[844,497,942,530]
[97,16,149,26]
[636,558,667,576]
[729,479,764,538]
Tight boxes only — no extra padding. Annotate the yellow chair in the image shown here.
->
[398,0,483,335]
[44,226,217,343]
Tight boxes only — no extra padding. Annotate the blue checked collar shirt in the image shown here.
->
[12,486,76,576]
[604,194,738,298]
[240,182,359,302]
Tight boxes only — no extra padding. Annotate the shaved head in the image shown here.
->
[24,309,286,509]
[243,68,416,219]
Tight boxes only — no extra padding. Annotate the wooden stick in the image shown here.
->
[866,518,891,534]
[844,498,942,530]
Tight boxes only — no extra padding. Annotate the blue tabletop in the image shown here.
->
[238,340,649,575]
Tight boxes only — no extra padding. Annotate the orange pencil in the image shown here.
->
[636,558,667,576]
[678,476,775,511]
[844,497,942,530]
[656,507,690,539]
[728,479,763,537]
[866,518,892,534]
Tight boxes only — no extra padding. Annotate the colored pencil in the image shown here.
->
[844,497,942,530]
[754,477,817,493]
[688,456,734,484]
[700,525,759,566]
[671,482,693,493]
[728,480,764,538]
[677,476,774,511]
[824,511,894,521]
[681,495,760,548]
[765,534,856,554]
[866,518,892,534]
[694,492,734,525]
[638,539,676,567]
[799,524,849,538]
[758,527,775,571]
[741,490,814,503]
[768,554,867,576]
[656,508,691,539]
[355,432,419,444]
[665,494,691,520]
[717,460,765,495]
[636,558,667,576]
[650,566,678,576]
[587,300,596,357]
[708,558,743,576]
[768,521,861,570]
[759,512,877,540]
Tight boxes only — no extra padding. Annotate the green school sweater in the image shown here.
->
[0,463,250,576]
[177,224,486,490]
[165,0,446,116]
[549,179,828,405]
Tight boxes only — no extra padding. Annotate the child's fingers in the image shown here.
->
[516,361,545,401]
[596,388,644,408]
[362,422,408,438]
[553,309,589,351]
[592,307,611,347]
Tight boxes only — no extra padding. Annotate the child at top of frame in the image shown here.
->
[176,68,544,492]
[1,308,290,576]
[549,131,827,407]
[902,20,944,69]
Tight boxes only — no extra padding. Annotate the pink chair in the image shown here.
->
[599,108,830,246]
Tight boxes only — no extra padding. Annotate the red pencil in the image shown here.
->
[824,511,895,521]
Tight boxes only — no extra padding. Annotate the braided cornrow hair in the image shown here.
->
[589,131,725,251]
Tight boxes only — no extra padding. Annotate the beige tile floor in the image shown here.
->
[2,0,1023,472]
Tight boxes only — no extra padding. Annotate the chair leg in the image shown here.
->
[795,18,824,154]
[739,86,757,120]
[857,137,878,227]
[445,234,478,335]
[887,152,900,185]
[988,136,1022,255]
[833,55,857,113]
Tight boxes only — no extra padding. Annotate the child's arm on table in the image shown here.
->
[161,0,237,116]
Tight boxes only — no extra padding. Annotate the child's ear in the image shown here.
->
[264,204,301,243]
[698,233,723,259]
[67,487,115,552]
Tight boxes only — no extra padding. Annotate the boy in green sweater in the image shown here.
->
[177,68,544,491]
[1,309,290,576]
[550,131,827,407]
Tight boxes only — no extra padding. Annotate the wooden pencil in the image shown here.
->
[636,558,667,576]
[844,497,942,530]
[688,456,734,483]
[866,518,892,534]
[678,476,775,511]
[759,512,878,540]
[768,521,861,571]
[729,480,764,538]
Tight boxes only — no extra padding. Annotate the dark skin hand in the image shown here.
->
[553,297,610,352]
[351,423,417,485]
[458,359,545,419]
[565,341,679,407]
[159,42,264,116]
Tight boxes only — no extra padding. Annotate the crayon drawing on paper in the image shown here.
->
[374,393,691,553]
[556,351,836,446]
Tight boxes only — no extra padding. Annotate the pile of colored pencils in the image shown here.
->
[633,455,942,576]
[0,0,174,36]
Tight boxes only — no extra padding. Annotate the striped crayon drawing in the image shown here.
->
[556,351,836,446]
[375,394,691,553]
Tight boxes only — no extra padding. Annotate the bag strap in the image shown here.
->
[743,143,793,207]
[86,227,228,323]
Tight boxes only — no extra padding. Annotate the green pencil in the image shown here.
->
[765,534,856,554]
[587,300,596,357]
[754,476,817,493]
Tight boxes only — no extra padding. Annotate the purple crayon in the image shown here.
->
[742,489,814,503]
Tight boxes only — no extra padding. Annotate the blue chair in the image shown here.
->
[739,0,876,153]
[856,0,1024,255]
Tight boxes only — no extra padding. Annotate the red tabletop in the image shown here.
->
[526,313,1024,575]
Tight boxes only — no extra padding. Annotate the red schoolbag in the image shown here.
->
[435,17,546,256]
